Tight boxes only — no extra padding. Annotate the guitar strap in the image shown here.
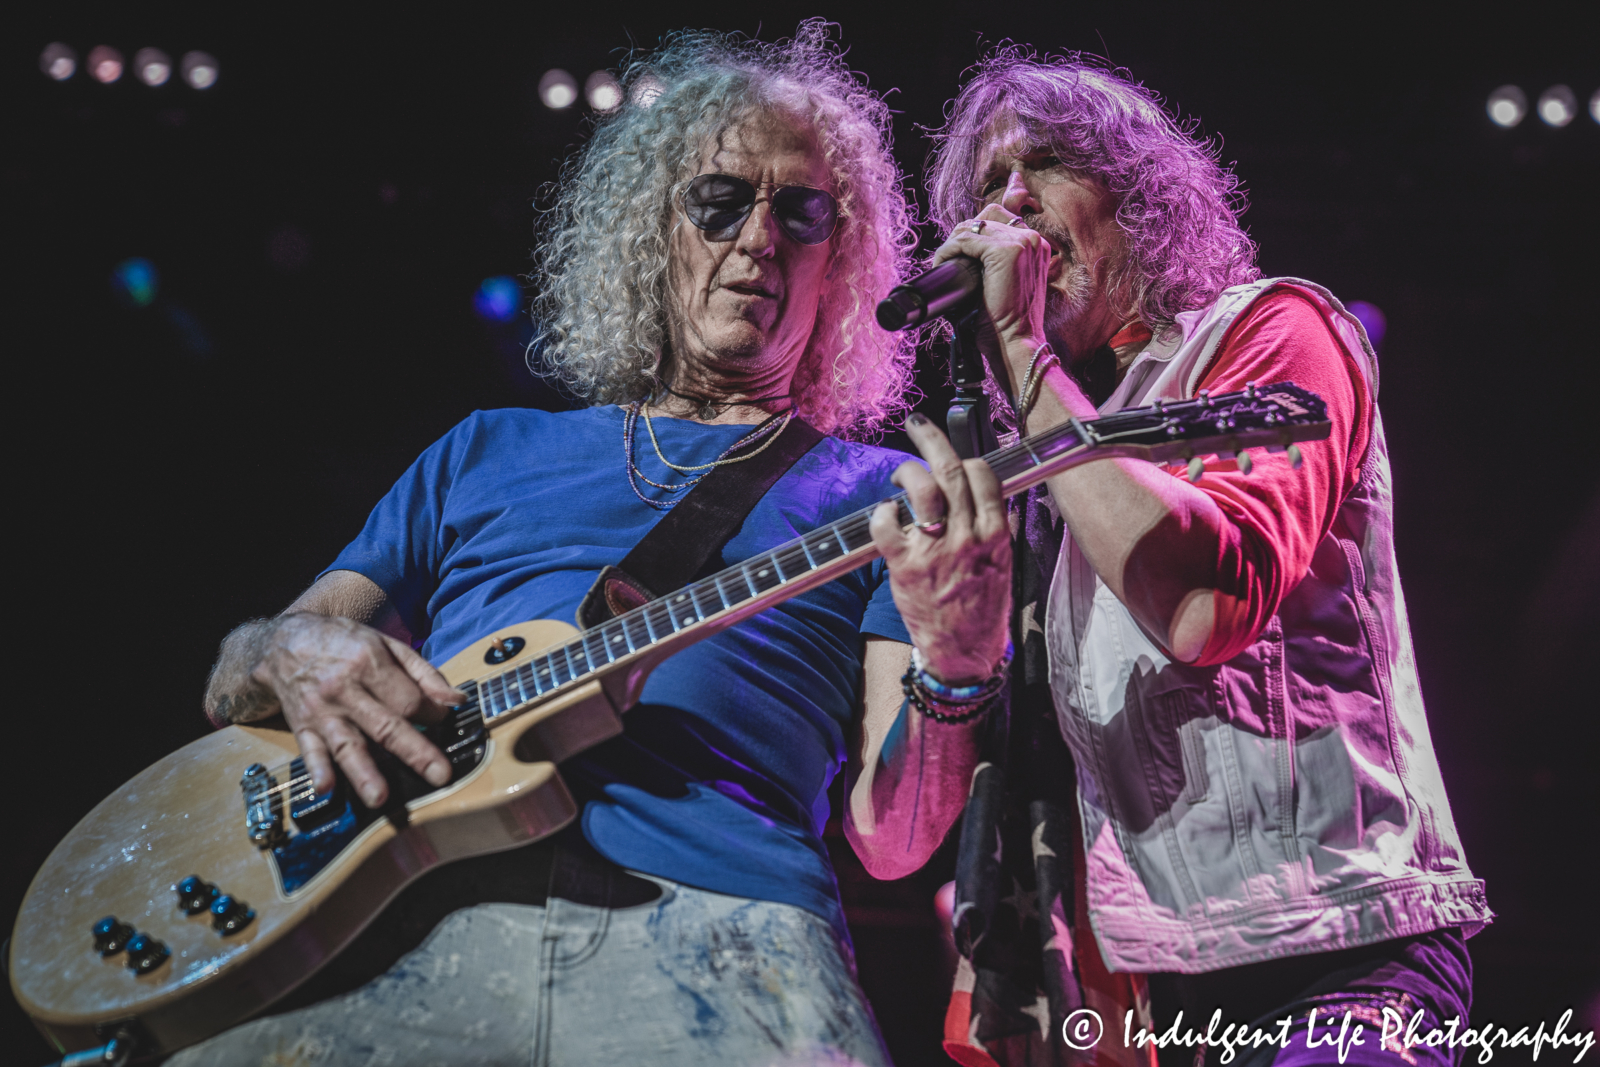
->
[576,413,826,629]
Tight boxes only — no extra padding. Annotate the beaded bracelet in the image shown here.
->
[901,641,1014,725]
[901,671,1001,724]
[910,642,1013,703]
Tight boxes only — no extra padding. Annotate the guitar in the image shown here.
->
[10,383,1329,1060]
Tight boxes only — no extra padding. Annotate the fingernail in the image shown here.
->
[362,785,382,806]
[907,412,929,427]
[429,763,450,785]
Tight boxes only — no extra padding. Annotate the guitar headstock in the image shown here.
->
[1080,381,1330,470]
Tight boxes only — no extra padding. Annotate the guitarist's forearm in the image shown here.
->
[204,618,286,726]
[846,639,981,879]
[847,703,981,880]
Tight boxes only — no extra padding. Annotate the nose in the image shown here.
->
[736,198,778,259]
[998,169,1040,217]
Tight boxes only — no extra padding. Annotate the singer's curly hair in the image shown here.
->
[927,49,1259,329]
[531,22,918,439]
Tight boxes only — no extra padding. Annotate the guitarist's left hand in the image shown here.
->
[870,412,1013,685]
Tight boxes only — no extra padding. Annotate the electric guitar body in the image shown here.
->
[8,619,643,1057]
[9,382,1332,1059]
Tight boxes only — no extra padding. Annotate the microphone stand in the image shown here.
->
[945,311,1001,461]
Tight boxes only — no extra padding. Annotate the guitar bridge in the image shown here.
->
[240,763,285,848]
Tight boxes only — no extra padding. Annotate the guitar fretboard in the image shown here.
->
[461,384,1324,722]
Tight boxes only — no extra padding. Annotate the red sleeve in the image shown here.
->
[1184,286,1372,665]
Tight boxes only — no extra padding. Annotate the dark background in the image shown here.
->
[4,3,1597,1064]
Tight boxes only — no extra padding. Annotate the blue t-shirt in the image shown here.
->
[325,406,912,927]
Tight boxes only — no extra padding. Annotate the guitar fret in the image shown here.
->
[452,386,1323,724]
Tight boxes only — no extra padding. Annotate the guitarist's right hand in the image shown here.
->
[249,613,463,808]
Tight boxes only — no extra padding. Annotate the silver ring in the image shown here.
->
[969,220,985,234]
[912,517,947,537]
[1009,216,1029,227]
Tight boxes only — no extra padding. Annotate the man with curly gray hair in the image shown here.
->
[181,23,1013,1067]
[901,50,1490,1066]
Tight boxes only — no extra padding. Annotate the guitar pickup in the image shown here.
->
[286,757,346,830]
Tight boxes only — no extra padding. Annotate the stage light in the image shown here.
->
[1347,301,1387,350]
[1592,88,1600,124]
[1537,85,1576,127]
[630,75,664,109]
[474,276,521,322]
[134,48,172,87]
[585,71,622,112]
[88,46,124,85]
[40,43,77,81]
[1486,85,1527,128]
[111,258,159,308]
[181,51,219,90]
[539,70,577,110]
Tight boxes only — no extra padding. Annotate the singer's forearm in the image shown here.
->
[1023,364,1225,662]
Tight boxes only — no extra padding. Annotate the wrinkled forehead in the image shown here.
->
[692,106,832,188]
[970,110,1043,182]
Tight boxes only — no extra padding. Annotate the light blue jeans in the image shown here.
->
[166,877,892,1066]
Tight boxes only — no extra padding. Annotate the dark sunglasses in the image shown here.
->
[681,173,840,245]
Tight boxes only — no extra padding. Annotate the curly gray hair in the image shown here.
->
[928,49,1259,330]
[531,22,918,439]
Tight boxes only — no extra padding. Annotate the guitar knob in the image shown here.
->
[211,894,256,936]
[91,916,134,956]
[125,932,170,974]
[177,875,221,915]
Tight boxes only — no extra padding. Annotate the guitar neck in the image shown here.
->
[462,385,1330,724]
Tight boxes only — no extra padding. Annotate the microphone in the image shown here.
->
[875,256,982,331]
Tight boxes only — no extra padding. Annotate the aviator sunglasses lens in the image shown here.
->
[683,175,838,245]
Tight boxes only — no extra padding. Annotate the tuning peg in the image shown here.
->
[1287,444,1303,470]
[1237,452,1253,475]
[1187,457,1204,483]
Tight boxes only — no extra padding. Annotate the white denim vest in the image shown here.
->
[1045,278,1492,974]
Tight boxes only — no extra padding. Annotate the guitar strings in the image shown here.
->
[242,392,1294,804]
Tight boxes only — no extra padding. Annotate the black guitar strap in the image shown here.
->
[576,413,826,629]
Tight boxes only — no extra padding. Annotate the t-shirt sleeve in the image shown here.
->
[859,557,912,645]
[1186,287,1372,665]
[320,418,472,640]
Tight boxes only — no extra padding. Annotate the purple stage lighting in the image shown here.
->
[1592,88,1600,124]
[1537,85,1576,127]
[474,276,521,322]
[539,70,577,110]
[1347,301,1387,350]
[88,46,124,85]
[181,51,219,90]
[40,43,77,81]
[135,48,172,87]
[111,258,159,308]
[1486,85,1527,128]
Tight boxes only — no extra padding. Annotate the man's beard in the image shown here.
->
[1022,216,1098,345]
[1044,260,1096,342]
